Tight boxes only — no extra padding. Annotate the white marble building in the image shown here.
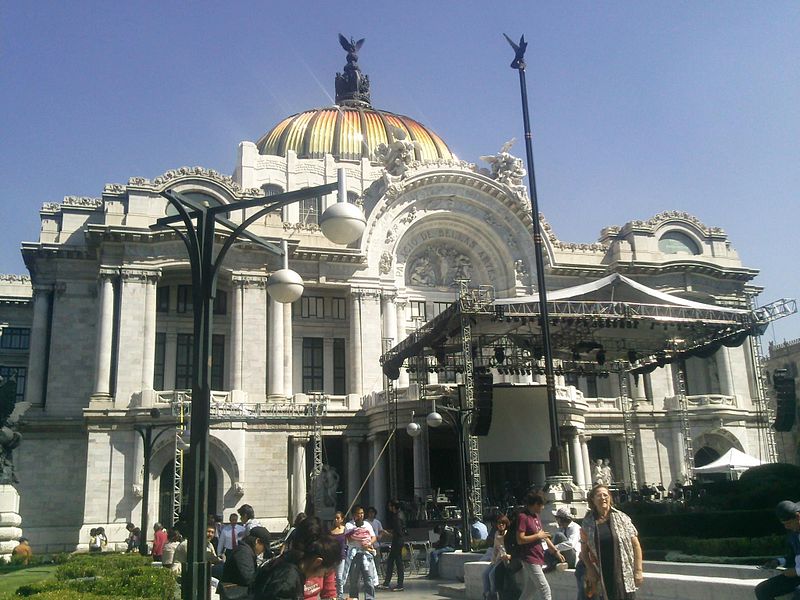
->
[0,45,774,551]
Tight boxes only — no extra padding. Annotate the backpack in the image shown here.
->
[503,511,524,573]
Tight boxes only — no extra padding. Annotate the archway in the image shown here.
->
[158,461,218,526]
[694,446,721,468]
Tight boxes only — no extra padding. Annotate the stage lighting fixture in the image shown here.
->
[494,346,506,364]
[628,350,639,363]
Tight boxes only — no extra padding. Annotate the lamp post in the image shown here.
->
[407,400,472,552]
[134,407,177,556]
[504,34,561,475]
[152,169,365,600]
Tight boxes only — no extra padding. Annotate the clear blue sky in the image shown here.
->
[1,1,798,342]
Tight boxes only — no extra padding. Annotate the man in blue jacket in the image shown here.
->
[755,500,800,600]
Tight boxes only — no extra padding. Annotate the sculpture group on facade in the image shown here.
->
[0,376,28,485]
[375,125,420,178]
[592,458,614,486]
[406,244,474,288]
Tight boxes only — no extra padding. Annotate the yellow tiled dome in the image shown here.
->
[256,105,454,162]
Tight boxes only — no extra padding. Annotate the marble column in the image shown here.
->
[715,348,734,397]
[346,436,361,507]
[571,432,586,489]
[24,287,51,405]
[283,303,293,397]
[267,296,284,397]
[93,271,116,397]
[230,279,245,390]
[349,291,363,396]
[140,273,158,391]
[395,300,409,387]
[291,437,308,519]
[381,293,397,346]
[531,464,547,489]
[581,435,592,488]
[369,434,387,513]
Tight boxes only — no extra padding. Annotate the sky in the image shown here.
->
[1,1,798,342]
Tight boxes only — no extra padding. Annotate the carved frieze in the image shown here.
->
[63,196,102,209]
[406,244,473,288]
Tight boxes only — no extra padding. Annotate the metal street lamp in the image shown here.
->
[504,34,562,475]
[134,408,177,556]
[152,169,364,600]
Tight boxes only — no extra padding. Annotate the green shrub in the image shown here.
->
[664,551,775,565]
[642,534,785,557]
[55,553,152,581]
[17,592,131,600]
[631,509,783,538]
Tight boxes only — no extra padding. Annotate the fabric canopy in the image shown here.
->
[499,273,749,314]
[693,448,764,473]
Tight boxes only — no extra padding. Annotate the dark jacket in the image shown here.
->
[251,555,305,600]
[784,531,800,570]
[222,543,258,587]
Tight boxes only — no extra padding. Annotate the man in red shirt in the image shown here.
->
[152,522,168,562]
[516,492,564,600]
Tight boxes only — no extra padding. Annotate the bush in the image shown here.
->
[16,552,174,600]
[642,534,785,557]
[630,508,783,538]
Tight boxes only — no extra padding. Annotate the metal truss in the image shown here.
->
[497,299,756,325]
[383,337,399,500]
[753,298,797,323]
[459,280,483,520]
[674,363,695,480]
[617,372,638,490]
[172,396,188,527]
[749,331,778,463]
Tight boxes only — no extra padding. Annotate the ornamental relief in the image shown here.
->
[405,244,474,289]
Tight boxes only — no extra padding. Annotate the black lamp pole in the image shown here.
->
[134,408,174,556]
[152,181,338,600]
[505,34,562,475]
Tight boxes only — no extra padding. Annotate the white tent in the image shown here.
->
[693,448,764,474]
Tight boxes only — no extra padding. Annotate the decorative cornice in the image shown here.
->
[283,222,320,233]
[602,211,726,240]
[541,217,608,253]
[63,196,102,209]
[0,275,31,284]
[351,287,382,299]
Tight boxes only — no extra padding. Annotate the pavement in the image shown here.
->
[363,574,458,600]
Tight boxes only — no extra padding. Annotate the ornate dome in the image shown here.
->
[256,35,455,163]
[256,106,454,162]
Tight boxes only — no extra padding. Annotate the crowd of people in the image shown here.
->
[478,485,643,600]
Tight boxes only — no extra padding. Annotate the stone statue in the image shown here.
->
[601,458,613,485]
[480,139,527,191]
[319,465,339,511]
[0,376,29,485]
[375,125,420,178]
[592,459,604,485]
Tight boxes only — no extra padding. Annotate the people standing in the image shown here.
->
[580,484,643,600]
[238,504,262,535]
[380,499,407,591]
[218,512,245,561]
[754,500,800,600]
[152,522,168,562]
[516,491,564,600]
[330,511,347,599]
[344,506,377,600]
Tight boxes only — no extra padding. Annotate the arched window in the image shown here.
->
[658,230,701,255]
[300,190,322,225]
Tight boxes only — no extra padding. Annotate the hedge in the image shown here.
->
[628,508,784,539]
[642,534,785,557]
[13,553,176,600]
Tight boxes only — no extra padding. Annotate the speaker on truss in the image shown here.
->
[470,373,494,436]
[772,368,797,432]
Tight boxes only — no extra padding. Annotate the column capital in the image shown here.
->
[381,291,397,303]
[120,268,160,283]
[231,273,268,288]
[291,436,309,446]
[351,287,382,300]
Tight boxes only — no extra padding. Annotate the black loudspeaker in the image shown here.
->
[773,369,797,432]
[470,373,494,436]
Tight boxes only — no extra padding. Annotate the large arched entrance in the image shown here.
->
[158,461,218,526]
[694,446,721,468]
